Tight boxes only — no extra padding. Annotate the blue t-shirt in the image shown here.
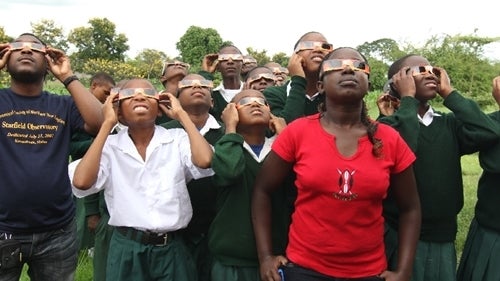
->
[0,88,84,233]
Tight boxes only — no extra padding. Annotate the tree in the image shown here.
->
[31,19,69,52]
[0,27,13,43]
[176,26,225,71]
[271,52,289,67]
[130,49,168,80]
[0,27,13,87]
[67,18,129,71]
[246,47,271,65]
[81,58,142,82]
[416,34,500,106]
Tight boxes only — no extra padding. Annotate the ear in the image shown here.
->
[316,80,324,94]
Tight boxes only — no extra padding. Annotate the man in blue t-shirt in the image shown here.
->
[0,33,103,280]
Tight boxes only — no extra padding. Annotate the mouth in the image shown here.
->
[250,108,264,115]
[191,91,206,97]
[311,54,324,62]
[338,77,358,86]
[18,56,35,63]
[424,81,438,89]
[132,104,149,112]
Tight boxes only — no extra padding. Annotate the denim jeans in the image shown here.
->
[0,219,78,281]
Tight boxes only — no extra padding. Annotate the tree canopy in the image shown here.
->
[1,18,499,107]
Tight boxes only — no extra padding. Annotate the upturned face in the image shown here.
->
[233,89,271,126]
[118,79,160,127]
[7,34,48,83]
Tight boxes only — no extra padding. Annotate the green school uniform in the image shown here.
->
[457,110,500,281]
[378,91,500,281]
[263,76,323,124]
[208,133,289,280]
[162,118,224,281]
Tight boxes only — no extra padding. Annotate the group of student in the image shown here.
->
[0,31,498,281]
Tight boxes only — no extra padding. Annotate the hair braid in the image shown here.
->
[360,101,383,158]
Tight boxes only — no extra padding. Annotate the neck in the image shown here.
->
[321,103,363,128]
[10,80,44,97]
[222,77,241,90]
[187,111,209,129]
[238,126,266,145]
[127,126,155,146]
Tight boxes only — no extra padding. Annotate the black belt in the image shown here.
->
[116,227,174,246]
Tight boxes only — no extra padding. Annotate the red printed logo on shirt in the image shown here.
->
[334,169,358,201]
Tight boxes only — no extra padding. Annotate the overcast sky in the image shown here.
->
[2,0,499,60]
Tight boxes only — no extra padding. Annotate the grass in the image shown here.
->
[20,155,481,280]
[18,91,482,279]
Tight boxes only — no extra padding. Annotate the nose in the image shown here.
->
[342,64,356,73]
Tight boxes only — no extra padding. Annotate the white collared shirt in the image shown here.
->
[418,106,441,126]
[69,126,214,232]
[199,114,221,136]
[285,81,320,100]
[213,82,244,103]
[242,136,276,162]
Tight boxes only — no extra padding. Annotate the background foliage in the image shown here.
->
[1,18,500,102]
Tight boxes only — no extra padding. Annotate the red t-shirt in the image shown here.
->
[272,114,415,278]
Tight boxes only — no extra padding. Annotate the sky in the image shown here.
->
[2,0,500,60]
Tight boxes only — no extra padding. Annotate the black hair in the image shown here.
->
[318,47,383,158]
[386,54,419,98]
[244,66,273,82]
[218,44,242,54]
[293,31,324,50]
[90,72,116,86]
[17,33,47,46]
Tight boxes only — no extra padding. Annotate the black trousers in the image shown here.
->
[281,262,385,281]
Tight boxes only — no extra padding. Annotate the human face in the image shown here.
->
[91,81,115,103]
[246,68,276,92]
[176,74,213,111]
[401,56,439,101]
[265,63,289,86]
[216,46,243,79]
[233,89,270,126]
[317,48,370,104]
[7,34,48,82]
[294,32,331,74]
[241,55,258,75]
[118,79,160,125]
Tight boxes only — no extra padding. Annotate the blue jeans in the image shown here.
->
[0,219,78,281]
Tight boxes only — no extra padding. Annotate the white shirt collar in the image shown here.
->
[213,82,244,103]
[418,106,441,126]
[285,82,320,100]
[199,114,221,136]
[242,135,276,162]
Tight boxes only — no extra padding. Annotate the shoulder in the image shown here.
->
[288,113,320,128]
[375,122,400,136]
[264,83,287,97]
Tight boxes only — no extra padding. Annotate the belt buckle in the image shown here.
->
[155,233,168,246]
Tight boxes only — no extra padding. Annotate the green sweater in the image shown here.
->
[208,133,289,266]
[263,76,323,124]
[378,91,500,242]
[474,111,500,233]
[161,119,224,236]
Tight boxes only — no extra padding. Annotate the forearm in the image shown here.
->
[66,79,104,135]
[179,111,213,168]
[72,120,114,190]
[395,207,421,279]
[252,186,275,262]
